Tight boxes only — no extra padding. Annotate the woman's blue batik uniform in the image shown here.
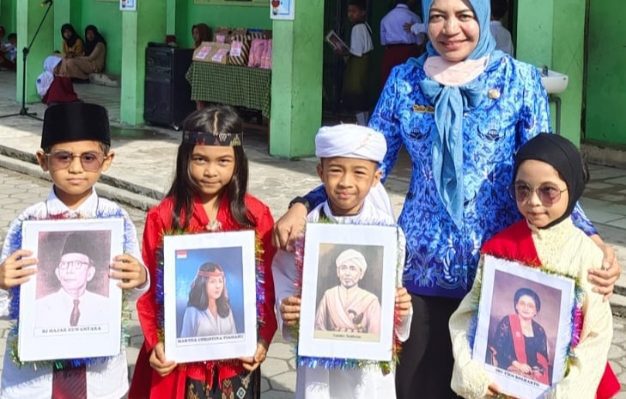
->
[368,51,596,298]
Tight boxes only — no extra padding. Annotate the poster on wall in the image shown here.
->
[120,0,137,11]
[270,0,295,20]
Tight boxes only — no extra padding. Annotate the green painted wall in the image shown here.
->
[53,0,72,52]
[177,3,270,49]
[515,0,553,67]
[120,1,166,125]
[551,0,585,145]
[516,0,585,145]
[585,0,626,147]
[0,0,17,34]
[80,1,123,76]
[270,0,324,158]
[17,0,55,103]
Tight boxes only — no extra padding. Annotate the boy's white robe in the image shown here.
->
[272,195,411,399]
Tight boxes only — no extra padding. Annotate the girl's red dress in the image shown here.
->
[128,194,277,399]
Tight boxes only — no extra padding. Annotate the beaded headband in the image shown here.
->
[183,131,243,147]
[198,269,224,278]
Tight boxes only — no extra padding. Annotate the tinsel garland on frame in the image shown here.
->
[154,227,267,368]
[288,221,405,374]
[8,209,133,370]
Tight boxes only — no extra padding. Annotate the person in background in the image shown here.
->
[0,26,6,47]
[59,25,107,82]
[192,23,211,49]
[337,0,373,126]
[61,23,84,59]
[490,0,513,55]
[191,23,211,110]
[0,33,17,71]
[36,54,79,105]
[380,0,425,88]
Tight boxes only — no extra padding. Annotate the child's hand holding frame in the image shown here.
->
[110,254,147,289]
[280,295,301,327]
[394,287,411,319]
[0,250,38,290]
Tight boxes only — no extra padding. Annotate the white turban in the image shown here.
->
[315,124,387,163]
[335,249,367,273]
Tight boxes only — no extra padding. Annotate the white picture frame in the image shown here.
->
[120,0,136,11]
[163,231,257,363]
[19,218,124,361]
[325,30,350,54]
[298,223,398,362]
[473,255,576,398]
[270,0,295,20]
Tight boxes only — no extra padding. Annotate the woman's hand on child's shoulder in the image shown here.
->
[149,342,177,377]
[395,287,412,318]
[110,254,147,290]
[588,239,621,300]
[239,339,269,372]
[0,250,37,290]
[280,296,301,326]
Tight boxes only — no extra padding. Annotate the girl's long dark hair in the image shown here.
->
[166,106,254,230]
[187,262,231,318]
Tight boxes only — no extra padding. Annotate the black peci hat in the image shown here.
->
[60,231,98,263]
[41,102,110,149]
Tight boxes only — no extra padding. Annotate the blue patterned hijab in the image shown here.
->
[419,0,496,228]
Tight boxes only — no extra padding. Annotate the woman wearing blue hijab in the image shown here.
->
[273,0,619,397]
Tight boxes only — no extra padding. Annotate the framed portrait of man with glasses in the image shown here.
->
[18,218,124,361]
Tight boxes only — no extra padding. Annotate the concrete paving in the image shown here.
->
[0,72,624,396]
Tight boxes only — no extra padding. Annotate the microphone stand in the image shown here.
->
[0,0,54,121]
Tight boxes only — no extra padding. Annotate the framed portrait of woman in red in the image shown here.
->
[473,256,576,398]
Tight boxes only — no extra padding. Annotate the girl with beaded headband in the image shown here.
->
[180,262,236,337]
[129,106,277,399]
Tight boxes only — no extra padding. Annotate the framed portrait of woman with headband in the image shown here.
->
[162,230,257,363]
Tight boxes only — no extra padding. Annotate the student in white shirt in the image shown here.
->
[335,0,374,126]
[490,0,514,55]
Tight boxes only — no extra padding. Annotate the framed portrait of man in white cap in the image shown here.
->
[18,218,124,361]
[298,223,399,361]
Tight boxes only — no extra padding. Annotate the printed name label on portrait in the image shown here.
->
[35,324,109,337]
[176,332,245,346]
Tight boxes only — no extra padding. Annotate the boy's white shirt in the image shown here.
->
[350,22,374,57]
[0,187,149,399]
[272,187,411,399]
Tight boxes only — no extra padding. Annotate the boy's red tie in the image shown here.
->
[51,366,87,399]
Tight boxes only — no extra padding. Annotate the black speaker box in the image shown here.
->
[144,46,195,130]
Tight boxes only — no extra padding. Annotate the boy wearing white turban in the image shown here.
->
[314,248,381,335]
[272,124,412,399]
